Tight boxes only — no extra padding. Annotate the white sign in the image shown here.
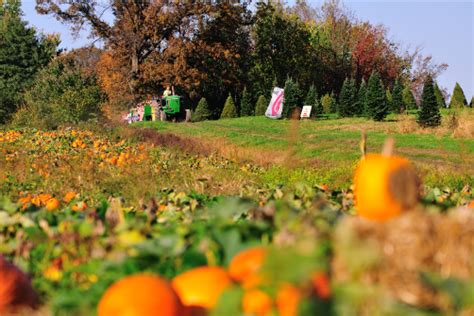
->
[300,105,312,118]
[265,87,284,119]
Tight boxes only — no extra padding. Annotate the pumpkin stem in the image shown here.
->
[359,130,367,158]
[382,138,395,156]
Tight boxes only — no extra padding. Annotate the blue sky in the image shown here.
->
[21,0,473,99]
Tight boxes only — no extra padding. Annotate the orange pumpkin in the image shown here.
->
[276,283,302,316]
[98,274,184,316]
[242,289,272,316]
[228,247,266,289]
[171,266,232,310]
[354,153,419,221]
[0,256,39,313]
[45,198,60,211]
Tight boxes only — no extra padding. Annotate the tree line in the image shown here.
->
[1,0,472,126]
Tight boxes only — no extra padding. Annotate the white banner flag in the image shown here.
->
[265,87,284,119]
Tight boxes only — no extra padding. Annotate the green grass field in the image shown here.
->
[139,115,474,189]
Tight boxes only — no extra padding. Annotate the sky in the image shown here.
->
[20,0,474,100]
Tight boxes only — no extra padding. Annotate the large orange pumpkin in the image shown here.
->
[242,289,272,316]
[228,247,266,289]
[0,256,39,313]
[171,266,232,310]
[276,283,302,316]
[98,274,183,316]
[354,153,419,221]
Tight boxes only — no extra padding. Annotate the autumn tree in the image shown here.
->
[0,0,57,122]
[417,76,441,127]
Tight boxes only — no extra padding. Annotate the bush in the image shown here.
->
[255,95,267,116]
[193,97,212,122]
[320,93,335,114]
[220,94,238,119]
[11,56,105,129]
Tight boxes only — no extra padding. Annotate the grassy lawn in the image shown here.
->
[138,115,474,189]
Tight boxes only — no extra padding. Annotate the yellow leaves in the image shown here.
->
[118,230,145,247]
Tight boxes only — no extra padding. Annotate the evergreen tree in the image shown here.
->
[313,92,323,118]
[330,91,338,114]
[255,95,268,116]
[366,72,388,121]
[0,0,57,122]
[470,96,473,108]
[391,80,404,113]
[386,88,392,112]
[355,80,367,116]
[338,78,357,117]
[220,94,238,119]
[403,86,417,110]
[283,77,302,118]
[449,82,467,109]
[240,87,254,116]
[193,97,212,122]
[304,85,321,118]
[417,76,441,127]
[433,83,446,108]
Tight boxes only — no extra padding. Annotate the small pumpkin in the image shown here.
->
[228,247,266,289]
[354,153,420,221]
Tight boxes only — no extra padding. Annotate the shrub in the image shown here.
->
[255,95,267,116]
[11,56,105,129]
[240,88,254,117]
[220,94,238,119]
[320,93,335,114]
[193,97,212,122]
[366,72,388,121]
[417,76,441,127]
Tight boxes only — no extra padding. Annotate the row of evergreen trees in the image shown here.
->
[193,73,471,125]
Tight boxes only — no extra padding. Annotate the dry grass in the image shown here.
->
[333,207,474,312]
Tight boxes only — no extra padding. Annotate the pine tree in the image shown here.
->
[240,87,254,116]
[330,91,338,114]
[283,77,302,118]
[193,97,212,122]
[366,72,388,121]
[391,80,404,114]
[220,94,238,119]
[449,82,467,109]
[355,80,367,116]
[313,92,323,118]
[255,95,267,116]
[417,76,441,127]
[320,93,332,114]
[304,85,320,118]
[403,86,417,110]
[0,0,57,122]
[433,83,446,109]
[338,78,356,117]
[386,88,392,112]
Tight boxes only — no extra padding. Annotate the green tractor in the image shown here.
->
[157,95,191,122]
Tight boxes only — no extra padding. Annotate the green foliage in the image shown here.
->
[391,80,404,113]
[11,57,105,129]
[283,77,302,118]
[449,82,467,109]
[239,87,253,117]
[403,86,417,110]
[470,96,473,108]
[193,97,212,122]
[366,72,388,121]
[0,0,58,123]
[385,88,392,111]
[355,80,367,116]
[321,93,336,114]
[305,85,322,118]
[434,83,446,108]
[417,76,441,127]
[220,94,238,119]
[338,78,357,117]
[254,95,268,116]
